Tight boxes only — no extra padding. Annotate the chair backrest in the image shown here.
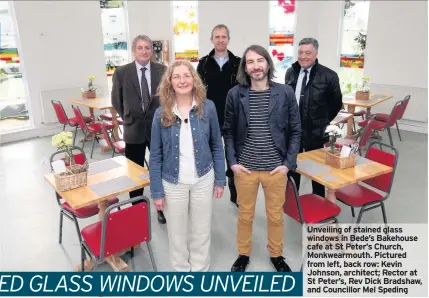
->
[50,146,88,170]
[385,100,404,127]
[358,119,379,148]
[72,105,89,131]
[100,196,151,258]
[397,95,411,120]
[283,177,305,224]
[51,100,69,125]
[362,142,398,194]
[101,122,115,149]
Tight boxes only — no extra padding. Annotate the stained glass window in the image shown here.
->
[269,0,297,83]
[100,0,129,92]
[0,2,30,133]
[172,1,198,68]
[339,0,370,92]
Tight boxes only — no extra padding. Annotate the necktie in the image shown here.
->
[300,69,308,98]
[141,67,150,112]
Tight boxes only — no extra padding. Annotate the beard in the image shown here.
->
[248,68,268,81]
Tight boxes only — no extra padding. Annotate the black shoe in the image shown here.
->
[270,256,292,272]
[157,210,166,224]
[231,255,250,272]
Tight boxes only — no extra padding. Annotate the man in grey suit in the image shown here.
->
[112,35,167,224]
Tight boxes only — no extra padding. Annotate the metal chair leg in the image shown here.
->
[59,212,64,244]
[387,127,394,146]
[351,207,355,218]
[147,241,157,272]
[356,208,365,224]
[62,123,66,131]
[73,126,78,145]
[72,216,83,244]
[82,132,87,150]
[381,202,388,224]
[90,137,97,158]
[81,245,86,272]
[395,121,402,141]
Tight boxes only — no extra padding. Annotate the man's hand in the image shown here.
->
[214,186,224,199]
[154,198,165,211]
[231,164,251,175]
[270,165,289,176]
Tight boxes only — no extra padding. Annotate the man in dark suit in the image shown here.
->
[197,24,241,207]
[285,38,342,197]
[111,35,167,224]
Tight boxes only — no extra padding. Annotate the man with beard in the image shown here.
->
[285,38,342,197]
[223,45,301,272]
[197,24,241,207]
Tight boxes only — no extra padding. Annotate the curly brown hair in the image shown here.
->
[157,60,206,127]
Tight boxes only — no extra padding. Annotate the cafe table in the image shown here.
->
[296,149,392,203]
[68,97,120,151]
[342,93,393,137]
[44,156,150,272]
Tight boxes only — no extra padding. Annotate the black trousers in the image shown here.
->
[288,142,326,198]
[125,141,150,205]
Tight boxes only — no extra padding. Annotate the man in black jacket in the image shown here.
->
[197,24,241,206]
[224,45,301,272]
[285,38,342,197]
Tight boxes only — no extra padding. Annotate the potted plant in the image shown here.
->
[325,125,345,153]
[52,131,75,165]
[82,76,97,99]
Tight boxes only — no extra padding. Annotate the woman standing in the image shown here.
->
[149,60,226,272]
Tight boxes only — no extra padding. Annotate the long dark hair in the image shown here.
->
[236,45,276,86]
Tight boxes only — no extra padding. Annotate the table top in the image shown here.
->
[69,97,112,110]
[342,93,393,108]
[296,149,393,190]
[44,156,150,209]
[330,112,353,125]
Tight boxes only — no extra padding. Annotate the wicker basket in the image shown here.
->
[82,90,96,99]
[54,163,89,191]
[324,149,356,169]
[356,91,370,100]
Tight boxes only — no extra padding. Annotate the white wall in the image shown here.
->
[3,1,107,143]
[365,1,427,88]
[127,1,172,43]
[198,1,269,58]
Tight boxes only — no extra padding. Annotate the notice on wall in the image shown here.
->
[303,224,428,297]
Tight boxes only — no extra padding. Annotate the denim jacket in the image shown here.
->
[149,99,226,199]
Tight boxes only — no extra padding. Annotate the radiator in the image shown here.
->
[40,85,105,124]
[368,84,428,123]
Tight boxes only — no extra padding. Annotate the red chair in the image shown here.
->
[333,119,383,156]
[49,146,119,245]
[101,123,126,157]
[335,142,399,223]
[80,196,157,271]
[357,100,404,147]
[101,122,150,167]
[283,177,341,271]
[51,100,92,145]
[99,113,123,124]
[374,95,410,142]
[339,104,366,134]
[72,105,114,158]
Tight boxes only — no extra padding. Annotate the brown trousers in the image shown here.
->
[235,171,287,257]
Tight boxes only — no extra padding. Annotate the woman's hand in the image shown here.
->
[154,198,165,211]
[214,186,224,199]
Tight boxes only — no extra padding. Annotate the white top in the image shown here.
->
[135,60,152,96]
[173,100,199,185]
